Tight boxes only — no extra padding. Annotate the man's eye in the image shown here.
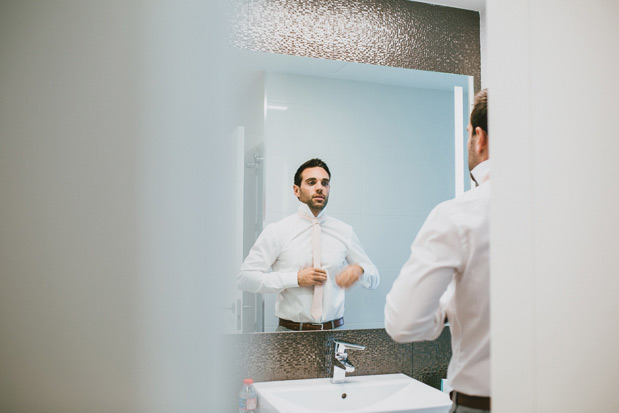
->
[322,181,330,186]
[307,180,316,185]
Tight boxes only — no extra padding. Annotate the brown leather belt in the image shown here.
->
[450,391,491,411]
[278,317,344,331]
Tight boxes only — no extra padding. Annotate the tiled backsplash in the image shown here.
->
[227,327,451,405]
[231,0,481,91]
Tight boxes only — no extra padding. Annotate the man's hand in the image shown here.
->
[335,264,364,288]
[298,267,328,287]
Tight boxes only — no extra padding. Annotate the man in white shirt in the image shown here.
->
[385,89,491,412]
[238,158,379,331]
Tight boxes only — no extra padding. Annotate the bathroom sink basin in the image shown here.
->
[253,373,452,413]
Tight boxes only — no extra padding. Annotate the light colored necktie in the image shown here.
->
[309,217,323,320]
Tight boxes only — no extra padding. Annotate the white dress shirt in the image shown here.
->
[385,160,490,397]
[238,203,379,323]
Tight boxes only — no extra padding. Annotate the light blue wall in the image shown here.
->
[262,72,468,330]
[0,1,235,411]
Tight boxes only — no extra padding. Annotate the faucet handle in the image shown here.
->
[331,341,365,381]
[334,340,366,352]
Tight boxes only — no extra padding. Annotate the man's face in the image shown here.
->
[293,166,330,216]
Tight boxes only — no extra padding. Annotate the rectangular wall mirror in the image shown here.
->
[225,50,473,333]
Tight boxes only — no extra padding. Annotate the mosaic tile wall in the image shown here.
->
[231,0,481,90]
[226,327,452,409]
[412,327,453,389]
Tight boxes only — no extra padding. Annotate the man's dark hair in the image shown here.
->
[470,88,488,135]
[294,158,331,186]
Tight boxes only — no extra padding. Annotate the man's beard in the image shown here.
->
[309,197,328,212]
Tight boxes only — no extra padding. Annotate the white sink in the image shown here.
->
[253,373,452,413]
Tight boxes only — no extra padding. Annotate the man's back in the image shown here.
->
[385,165,490,397]
[437,181,490,396]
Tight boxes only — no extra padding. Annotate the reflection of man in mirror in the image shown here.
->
[385,89,491,412]
[238,158,379,331]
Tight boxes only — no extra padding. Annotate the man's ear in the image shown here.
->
[293,185,300,199]
[475,127,488,153]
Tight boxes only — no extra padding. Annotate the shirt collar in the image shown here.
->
[471,160,490,185]
[297,202,326,221]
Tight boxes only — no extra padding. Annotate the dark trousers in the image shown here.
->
[449,403,490,413]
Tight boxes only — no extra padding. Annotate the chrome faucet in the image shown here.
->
[331,340,365,383]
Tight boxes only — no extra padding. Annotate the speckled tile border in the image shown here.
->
[227,327,451,385]
[412,327,452,389]
[231,0,481,91]
[227,328,413,383]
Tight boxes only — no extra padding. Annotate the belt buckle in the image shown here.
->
[309,322,325,330]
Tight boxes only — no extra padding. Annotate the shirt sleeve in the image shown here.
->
[384,204,464,343]
[346,230,380,290]
[237,224,299,294]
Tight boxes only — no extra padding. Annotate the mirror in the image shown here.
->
[229,50,473,333]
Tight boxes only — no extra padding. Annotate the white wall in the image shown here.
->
[0,1,236,411]
[489,1,619,411]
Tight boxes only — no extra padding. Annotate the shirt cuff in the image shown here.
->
[357,266,370,288]
[281,271,300,288]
